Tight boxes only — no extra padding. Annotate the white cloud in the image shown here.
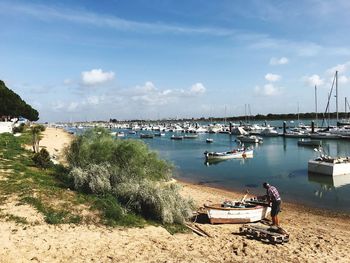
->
[254,84,282,96]
[188,83,206,95]
[128,81,206,106]
[63,78,73,85]
[52,101,65,111]
[265,73,281,82]
[81,69,115,86]
[269,57,289,65]
[338,75,349,84]
[304,74,324,87]
[67,102,79,112]
[86,96,100,105]
[326,61,350,75]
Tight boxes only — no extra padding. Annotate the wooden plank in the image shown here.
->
[185,224,207,237]
[194,224,213,238]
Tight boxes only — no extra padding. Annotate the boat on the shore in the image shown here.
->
[204,147,253,161]
[204,201,271,224]
[308,155,350,176]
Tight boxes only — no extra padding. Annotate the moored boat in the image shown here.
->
[297,139,322,147]
[308,156,350,176]
[204,201,271,224]
[206,138,214,143]
[140,133,154,139]
[171,135,184,140]
[204,148,253,161]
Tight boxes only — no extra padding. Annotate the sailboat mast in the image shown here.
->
[315,85,318,126]
[345,97,347,115]
[297,102,300,125]
[336,70,338,121]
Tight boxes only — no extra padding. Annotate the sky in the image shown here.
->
[1,0,350,122]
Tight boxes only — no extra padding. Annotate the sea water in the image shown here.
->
[73,125,350,213]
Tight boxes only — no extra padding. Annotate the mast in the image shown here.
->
[297,102,300,125]
[315,85,318,127]
[336,70,339,121]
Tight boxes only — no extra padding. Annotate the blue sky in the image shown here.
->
[1,0,350,122]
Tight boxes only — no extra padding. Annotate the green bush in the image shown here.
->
[13,123,26,133]
[32,148,52,169]
[66,128,194,224]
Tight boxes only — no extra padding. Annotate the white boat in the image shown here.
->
[308,156,350,176]
[260,127,279,137]
[297,139,322,147]
[116,132,125,137]
[171,135,184,140]
[237,135,263,143]
[204,148,253,161]
[284,131,309,138]
[206,138,214,143]
[204,201,271,224]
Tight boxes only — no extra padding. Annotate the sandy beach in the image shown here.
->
[1,127,350,262]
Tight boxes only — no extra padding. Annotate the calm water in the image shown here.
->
[73,125,350,213]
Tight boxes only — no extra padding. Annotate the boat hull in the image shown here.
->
[204,204,271,224]
[205,149,253,160]
[308,160,350,176]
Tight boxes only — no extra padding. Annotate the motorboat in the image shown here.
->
[204,147,253,161]
[140,133,154,139]
[206,138,214,143]
[297,139,322,147]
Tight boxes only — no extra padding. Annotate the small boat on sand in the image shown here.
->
[204,200,271,224]
[204,148,253,161]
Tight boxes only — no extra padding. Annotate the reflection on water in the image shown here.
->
[308,172,350,188]
[204,156,253,166]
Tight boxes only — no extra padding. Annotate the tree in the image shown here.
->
[30,125,46,153]
[0,80,39,121]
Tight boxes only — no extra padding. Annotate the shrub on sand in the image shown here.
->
[32,148,52,169]
[66,128,194,224]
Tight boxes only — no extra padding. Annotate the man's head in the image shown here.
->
[263,182,270,189]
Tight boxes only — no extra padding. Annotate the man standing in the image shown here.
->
[263,182,281,227]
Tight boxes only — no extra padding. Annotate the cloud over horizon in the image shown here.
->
[81,69,115,86]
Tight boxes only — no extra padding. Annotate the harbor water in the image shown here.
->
[73,125,350,213]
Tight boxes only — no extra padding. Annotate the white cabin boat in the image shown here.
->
[204,202,271,224]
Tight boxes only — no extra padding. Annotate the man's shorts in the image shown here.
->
[271,200,281,217]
